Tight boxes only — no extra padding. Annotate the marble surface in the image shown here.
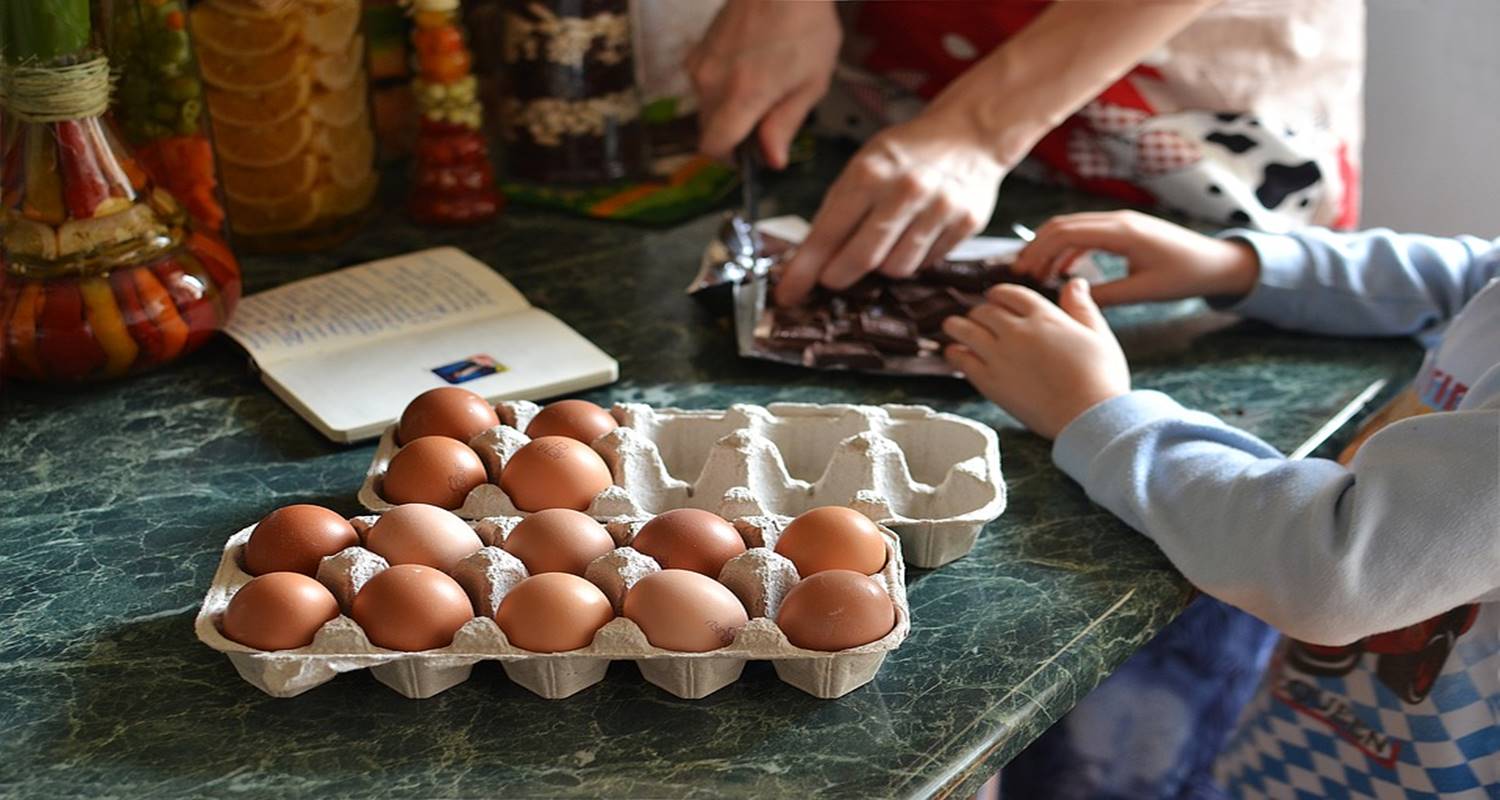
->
[0,146,1423,798]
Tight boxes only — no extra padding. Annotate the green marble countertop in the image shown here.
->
[0,147,1423,799]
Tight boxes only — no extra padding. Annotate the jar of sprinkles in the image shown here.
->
[500,0,648,184]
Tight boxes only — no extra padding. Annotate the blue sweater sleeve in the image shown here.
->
[1053,389,1500,645]
[1221,228,1500,342]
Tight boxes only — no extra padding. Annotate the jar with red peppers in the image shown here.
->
[500,0,648,185]
[0,1,242,383]
[408,0,502,224]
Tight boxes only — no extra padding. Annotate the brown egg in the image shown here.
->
[503,508,616,576]
[622,569,749,652]
[774,506,888,576]
[398,386,499,444]
[351,564,475,651]
[776,570,895,651]
[382,436,488,509]
[631,508,747,577]
[222,572,340,651]
[499,436,613,512]
[495,573,615,652]
[243,504,359,576]
[525,399,618,444]
[364,503,483,572]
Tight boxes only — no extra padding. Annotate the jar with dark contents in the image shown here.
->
[500,0,648,185]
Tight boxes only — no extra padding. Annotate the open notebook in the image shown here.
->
[224,247,618,443]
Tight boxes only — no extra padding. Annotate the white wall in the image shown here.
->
[1362,0,1500,237]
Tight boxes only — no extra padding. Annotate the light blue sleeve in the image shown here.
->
[1220,228,1500,343]
[1052,387,1500,646]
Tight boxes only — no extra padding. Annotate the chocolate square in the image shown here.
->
[926,260,991,292]
[885,281,941,306]
[904,288,970,332]
[856,311,919,354]
[805,341,886,370]
[765,308,829,351]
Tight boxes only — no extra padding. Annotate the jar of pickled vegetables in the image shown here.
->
[192,0,378,251]
[0,1,242,383]
[102,0,230,237]
[408,0,501,224]
[500,0,648,185]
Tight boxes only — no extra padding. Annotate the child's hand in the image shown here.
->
[1013,211,1260,306]
[943,279,1130,439]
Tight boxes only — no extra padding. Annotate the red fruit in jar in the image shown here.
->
[6,282,45,378]
[55,120,110,220]
[151,258,218,353]
[130,267,189,363]
[78,276,140,378]
[109,268,168,368]
[37,281,106,380]
[185,231,242,314]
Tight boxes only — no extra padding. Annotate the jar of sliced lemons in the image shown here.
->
[192,0,378,252]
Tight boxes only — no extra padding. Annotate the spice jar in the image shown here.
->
[191,0,378,251]
[0,0,242,383]
[500,0,648,185]
[408,0,502,224]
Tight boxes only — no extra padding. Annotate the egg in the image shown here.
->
[525,399,618,444]
[398,386,499,444]
[243,504,359,576]
[503,508,616,576]
[222,572,340,651]
[364,503,484,572]
[499,436,613,512]
[382,435,488,509]
[351,564,475,651]
[622,569,749,652]
[495,573,615,652]
[776,570,895,651]
[774,506,887,576]
[630,508,746,577]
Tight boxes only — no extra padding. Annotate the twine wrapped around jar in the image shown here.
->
[0,56,113,123]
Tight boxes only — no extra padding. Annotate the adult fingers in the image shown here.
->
[924,205,987,268]
[757,78,826,170]
[877,199,949,279]
[774,172,875,305]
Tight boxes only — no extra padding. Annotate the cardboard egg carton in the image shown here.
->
[358,401,1005,568]
[195,505,909,700]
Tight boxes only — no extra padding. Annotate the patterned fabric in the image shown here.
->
[1217,618,1500,799]
[827,0,1364,231]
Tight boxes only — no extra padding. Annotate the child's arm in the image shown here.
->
[1011,211,1500,340]
[1052,386,1500,646]
[1226,227,1499,340]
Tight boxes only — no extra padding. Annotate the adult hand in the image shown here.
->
[774,107,1007,306]
[685,0,840,169]
[943,279,1130,439]
[1012,211,1261,306]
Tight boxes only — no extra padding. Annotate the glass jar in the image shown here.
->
[408,0,501,224]
[499,0,648,185]
[0,0,242,383]
[191,0,378,252]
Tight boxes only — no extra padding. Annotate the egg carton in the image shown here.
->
[194,504,909,700]
[358,401,1005,568]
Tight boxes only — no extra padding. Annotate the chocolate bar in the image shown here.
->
[926,260,991,292]
[805,341,886,370]
[856,312,920,355]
